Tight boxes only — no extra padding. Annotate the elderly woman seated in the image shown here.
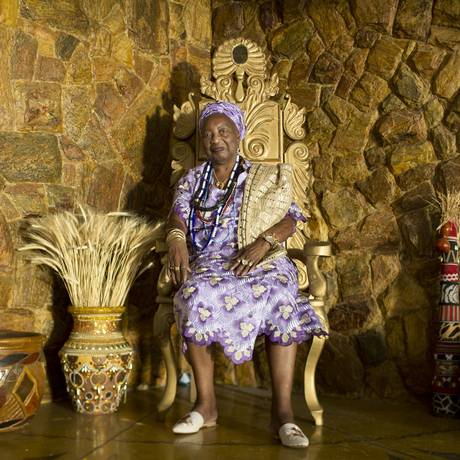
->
[166,101,327,448]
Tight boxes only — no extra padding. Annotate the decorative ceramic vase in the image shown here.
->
[433,221,460,417]
[59,307,133,415]
[0,331,46,431]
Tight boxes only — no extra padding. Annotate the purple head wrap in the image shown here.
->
[199,101,246,139]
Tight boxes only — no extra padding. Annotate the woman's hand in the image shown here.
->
[168,239,191,286]
[230,238,271,276]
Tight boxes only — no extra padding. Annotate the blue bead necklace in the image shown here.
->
[188,155,241,250]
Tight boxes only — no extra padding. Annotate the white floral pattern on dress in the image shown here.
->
[276,274,289,284]
[224,296,239,311]
[182,286,196,299]
[209,276,223,286]
[240,321,255,338]
[251,284,267,298]
[173,160,328,365]
[198,306,211,322]
[279,304,293,320]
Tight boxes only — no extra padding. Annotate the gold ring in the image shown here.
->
[240,259,250,266]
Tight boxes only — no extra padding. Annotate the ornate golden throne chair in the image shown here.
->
[153,39,331,426]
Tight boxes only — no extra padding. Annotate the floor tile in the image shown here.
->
[1,385,458,460]
[377,430,460,459]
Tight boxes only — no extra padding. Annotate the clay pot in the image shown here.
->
[59,307,133,415]
[0,331,45,431]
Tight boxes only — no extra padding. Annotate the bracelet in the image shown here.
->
[166,228,186,245]
[259,231,280,249]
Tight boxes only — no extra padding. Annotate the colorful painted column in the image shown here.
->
[433,221,460,417]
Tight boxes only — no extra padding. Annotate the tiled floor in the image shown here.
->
[2,385,460,460]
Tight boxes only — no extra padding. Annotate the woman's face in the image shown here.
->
[201,113,240,166]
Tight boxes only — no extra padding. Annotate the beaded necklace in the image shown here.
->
[188,155,242,250]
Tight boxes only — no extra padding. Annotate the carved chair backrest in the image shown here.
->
[170,38,312,288]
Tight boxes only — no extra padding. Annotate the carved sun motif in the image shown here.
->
[212,38,267,79]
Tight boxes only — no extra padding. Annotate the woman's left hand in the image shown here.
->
[230,238,271,276]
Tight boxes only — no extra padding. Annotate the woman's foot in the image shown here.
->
[172,411,217,434]
[172,404,218,434]
[193,402,218,425]
[270,409,295,434]
[270,410,308,448]
[277,423,309,448]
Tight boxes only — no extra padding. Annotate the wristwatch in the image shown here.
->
[259,232,280,249]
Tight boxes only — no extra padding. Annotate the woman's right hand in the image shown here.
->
[167,239,191,286]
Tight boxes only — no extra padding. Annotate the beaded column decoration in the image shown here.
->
[433,221,460,417]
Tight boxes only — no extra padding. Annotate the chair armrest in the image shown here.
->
[304,241,332,257]
[151,219,174,298]
[305,240,331,301]
[287,240,332,300]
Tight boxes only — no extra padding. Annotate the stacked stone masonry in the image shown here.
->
[0,0,212,399]
[0,0,459,400]
[215,0,458,400]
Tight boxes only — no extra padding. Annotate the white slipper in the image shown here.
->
[278,423,309,448]
[172,411,217,434]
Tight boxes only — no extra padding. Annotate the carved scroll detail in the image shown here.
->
[171,141,194,186]
[283,95,306,140]
[285,142,310,213]
[173,94,196,140]
[285,142,310,289]
[243,74,279,113]
[153,302,175,349]
[243,101,280,161]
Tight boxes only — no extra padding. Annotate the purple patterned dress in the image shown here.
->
[172,160,327,364]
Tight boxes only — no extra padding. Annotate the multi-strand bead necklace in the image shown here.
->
[188,155,242,250]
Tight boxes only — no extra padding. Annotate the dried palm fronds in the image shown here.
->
[433,190,460,230]
[19,206,163,307]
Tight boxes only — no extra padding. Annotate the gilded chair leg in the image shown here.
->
[153,301,177,413]
[157,339,178,413]
[158,341,177,412]
[304,336,326,426]
[189,370,197,404]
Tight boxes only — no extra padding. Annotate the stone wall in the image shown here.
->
[209,0,460,399]
[1,0,459,402]
[0,0,211,398]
